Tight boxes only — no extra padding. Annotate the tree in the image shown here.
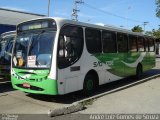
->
[145,29,160,39]
[131,25,143,33]
[145,31,153,36]
[153,29,160,38]
[156,0,160,18]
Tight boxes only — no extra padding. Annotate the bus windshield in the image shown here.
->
[13,30,55,68]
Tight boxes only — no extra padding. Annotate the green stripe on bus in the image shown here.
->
[94,52,155,77]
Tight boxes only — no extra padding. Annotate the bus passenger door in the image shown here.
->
[57,25,83,94]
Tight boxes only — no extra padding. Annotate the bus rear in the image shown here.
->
[11,18,58,95]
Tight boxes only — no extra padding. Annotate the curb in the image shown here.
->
[48,103,85,117]
[0,93,8,97]
[48,74,160,117]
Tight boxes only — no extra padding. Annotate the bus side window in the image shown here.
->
[85,28,102,53]
[102,31,116,53]
[129,35,138,52]
[137,37,145,52]
[148,38,155,52]
[58,25,83,69]
[117,33,128,53]
[144,37,149,52]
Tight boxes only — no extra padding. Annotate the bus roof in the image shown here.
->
[17,17,153,38]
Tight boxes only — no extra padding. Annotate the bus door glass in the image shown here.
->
[57,25,83,94]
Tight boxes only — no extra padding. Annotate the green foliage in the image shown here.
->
[153,29,160,38]
[156,0,160,18]
[131,25,143,33]
[145,29,160,39]
[145,31,153,36]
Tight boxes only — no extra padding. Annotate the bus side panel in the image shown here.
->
[57,60,83,95]
[80,52,127,86]
[149,52,156,68]
[80,51,105,85]
[57,45,106,95]
[94,53,126,82]
[123,52,140,76]
[142,52,155,72]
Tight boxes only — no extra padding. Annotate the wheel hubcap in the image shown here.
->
[87,79,93,91]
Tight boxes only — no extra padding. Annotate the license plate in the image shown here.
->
[23,83,30,88]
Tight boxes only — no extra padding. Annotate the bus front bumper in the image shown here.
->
[11,77,58,95]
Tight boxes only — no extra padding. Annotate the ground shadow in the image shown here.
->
[27,68,160,104]
[0,82,14,93]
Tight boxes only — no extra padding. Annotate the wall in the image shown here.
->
[0,24,16,35]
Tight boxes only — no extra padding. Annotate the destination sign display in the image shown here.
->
[28,24,42,30]
[17,19,57,32]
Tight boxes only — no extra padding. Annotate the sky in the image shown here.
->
[0,0,159,31]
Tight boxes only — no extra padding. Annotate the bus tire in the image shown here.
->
[136,64,143,79]
[83,74,96,96]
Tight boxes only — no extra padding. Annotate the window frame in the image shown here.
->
[137,36,145,52]
[148,37,155,52]
[128,35,138,52]
[85,27,102,54]
[117,32,128,53]
[102,30,117,53]
[57,24,84,69]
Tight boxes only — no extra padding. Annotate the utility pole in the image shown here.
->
[48,0,51,17]
[72,0,84,21]
[125,6,131,29]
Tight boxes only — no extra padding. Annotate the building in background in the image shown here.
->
[0,8,45,34]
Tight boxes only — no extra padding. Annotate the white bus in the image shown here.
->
[11,18,155,95]
[0,31,16,82]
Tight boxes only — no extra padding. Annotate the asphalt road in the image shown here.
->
[0,59,160,119]
[54,59,160,120]
[79,75,160,114]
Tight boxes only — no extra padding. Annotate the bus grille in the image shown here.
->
[16,84,44,91]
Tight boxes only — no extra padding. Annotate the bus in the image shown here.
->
[155,38,160,57]
[11,18,155,95]
[0,31,16,82]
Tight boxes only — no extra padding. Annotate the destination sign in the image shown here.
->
[17,19,57,32]
[28,24,42,30]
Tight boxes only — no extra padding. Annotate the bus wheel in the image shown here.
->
[136,64,143,79]
[83,75,96,96]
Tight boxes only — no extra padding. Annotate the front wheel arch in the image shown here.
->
[82,70,99,95]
